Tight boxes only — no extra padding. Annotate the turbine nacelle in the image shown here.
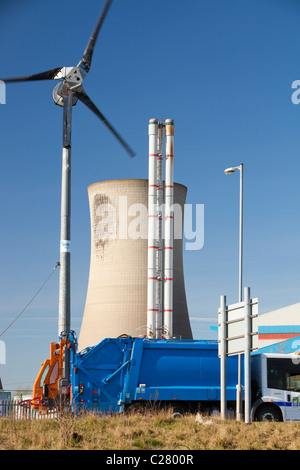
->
[52,66,87,107]
[53,66,87,84]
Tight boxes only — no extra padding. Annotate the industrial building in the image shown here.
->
[258,303,300,350]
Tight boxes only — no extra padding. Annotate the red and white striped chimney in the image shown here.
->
[163,119,174,339]
[147,118,174,339]
[147,119,158,338]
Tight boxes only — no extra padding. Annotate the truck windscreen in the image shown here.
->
[267,358,300,392]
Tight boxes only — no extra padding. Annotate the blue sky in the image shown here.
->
[0,0,299,390]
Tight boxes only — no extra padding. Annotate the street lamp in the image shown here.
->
[224,163,244,421]
[224,164,243,302]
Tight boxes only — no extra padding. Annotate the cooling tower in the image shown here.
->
[78,179,192,351]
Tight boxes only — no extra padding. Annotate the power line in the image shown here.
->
[0,262,60,338]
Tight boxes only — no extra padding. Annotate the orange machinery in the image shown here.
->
[32,332,76,411]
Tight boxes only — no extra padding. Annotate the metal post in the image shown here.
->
[244,286,251,424]
[220,295,227,420]
[58,90,72,336]
[237,163,244,419]
[236,355,242,421]
[239,164,243,303]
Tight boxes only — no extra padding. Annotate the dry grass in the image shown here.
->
[0,409,300,450]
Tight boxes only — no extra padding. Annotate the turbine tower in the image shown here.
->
[0,0,135,338]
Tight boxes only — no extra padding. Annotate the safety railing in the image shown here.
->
[0,399,57,420]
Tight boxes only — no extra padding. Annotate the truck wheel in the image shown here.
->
[255,404,281,422]
[172,410,184,418]
[170,404,188,418]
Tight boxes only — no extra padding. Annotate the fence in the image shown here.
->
[0,399,57,420]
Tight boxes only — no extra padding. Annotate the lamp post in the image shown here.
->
[224,163,244,420]
[224,164,243,302]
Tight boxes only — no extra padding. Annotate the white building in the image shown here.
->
[258,303,300,350]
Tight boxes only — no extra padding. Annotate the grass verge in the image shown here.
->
[0,409,300,450]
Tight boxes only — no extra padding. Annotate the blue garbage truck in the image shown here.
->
[32,331,300,421]
[32,332,239,416]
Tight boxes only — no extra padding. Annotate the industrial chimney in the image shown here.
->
[147,118,175,339]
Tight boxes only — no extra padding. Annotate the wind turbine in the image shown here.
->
[1,0,136,337]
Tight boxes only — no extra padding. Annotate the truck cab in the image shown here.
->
[251,353,300,421]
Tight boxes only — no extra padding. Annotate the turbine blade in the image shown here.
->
[79,0,113,73]
[0,67,63,83]
[74,88,136,158]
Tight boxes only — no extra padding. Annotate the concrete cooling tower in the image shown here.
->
[78,178,192,351]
